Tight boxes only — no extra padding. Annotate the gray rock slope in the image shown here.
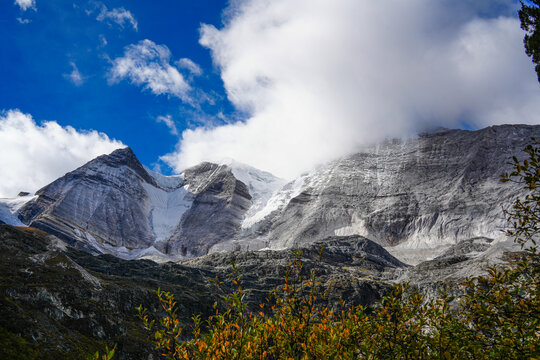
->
[218,125,539,260]
[19,148,156,250]
[165,162,252,256]
[15,124,540,262]
[18,148,258,257]
[183,234,405,309]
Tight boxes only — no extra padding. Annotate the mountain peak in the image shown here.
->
[110,146,136,157]
[91,147,156,186]
[99,146,138,165]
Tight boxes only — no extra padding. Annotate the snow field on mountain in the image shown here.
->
[142,183,193,242]
[0,195,35,226]
[224,161,288,228]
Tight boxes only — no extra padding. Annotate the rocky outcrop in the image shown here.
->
[17,150,258,257]
[164,163,252,256]
[388,234,528,300]
[19,148,156,249]
[223,125,539,260]
[0,225,216,359]
[435,237,494,259]
[13,125,540,262]
[184,235,406,308]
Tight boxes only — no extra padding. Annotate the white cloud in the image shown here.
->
[156,115,179,135]
[109,40,192,102]
[14,0,35,11]
[64,62,85,86]
[96,4,138,31]
[99,34,108,47]
[176,58,203,76]
[165,0,540,179]
[0,109,124,197]
[16,17,31,24]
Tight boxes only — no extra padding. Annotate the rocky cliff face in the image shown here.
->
[17,148,277,257]
[164,162,252,256]
[12,125,540,262]
[19,148,157,250]
[215,125,539,263]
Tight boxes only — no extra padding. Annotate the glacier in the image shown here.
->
[0,195,36,226]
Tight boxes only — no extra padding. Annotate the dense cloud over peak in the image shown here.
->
[165,0,540,178]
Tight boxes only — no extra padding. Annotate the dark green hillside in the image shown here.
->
[0,226,400,359]
[0,225,215,359]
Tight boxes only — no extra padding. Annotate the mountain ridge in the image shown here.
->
[4,124,539,263]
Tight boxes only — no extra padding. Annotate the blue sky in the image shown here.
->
[1,0,539,197]
[1,0,235,171]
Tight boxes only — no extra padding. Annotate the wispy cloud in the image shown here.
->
[16,17,31,24]
[99,34,108,47]
[14,0,35,11]
[0,109,123,197]
[156,115,179,136]
[164,0,540,179]
[64,62,85,86]
[176,58,203,76]
[108,39,193,102]
[93,2,137,31]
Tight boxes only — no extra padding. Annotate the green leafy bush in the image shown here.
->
[86,344,116,360]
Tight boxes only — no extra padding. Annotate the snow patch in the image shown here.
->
[82,230,184,262]
[144,166,184,190]
[241,173,306,228]
[142,183,193,242]
[218,160,288,229]
[0,195,36,226]
[239,163,340,229]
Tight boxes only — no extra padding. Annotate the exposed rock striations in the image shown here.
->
[17,149,262,257]
[165,162,252,256]
[219,125,539,262]
[19,148,157,250]
[12,125,540,262]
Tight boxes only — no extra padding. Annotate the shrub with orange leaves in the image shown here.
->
[137,142,539,359]
[137,251,538,359]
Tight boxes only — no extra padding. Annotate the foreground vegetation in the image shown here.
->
[136,258,537,359]
[130,140,539,360]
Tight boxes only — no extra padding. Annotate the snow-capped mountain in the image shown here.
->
[208,125,539,262]
[14,148,286,258]
[7,124,540,263]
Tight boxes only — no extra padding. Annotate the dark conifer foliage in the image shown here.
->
[520,1,540,82]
